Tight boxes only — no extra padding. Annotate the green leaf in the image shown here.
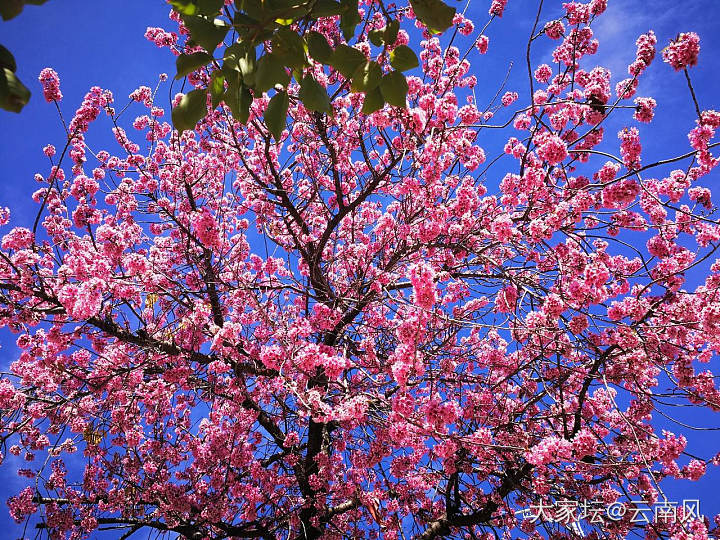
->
[210,71,225,108]
[361,87,383,114]
[409,0,456,34]
[233,10,259,30]
[225,80,253,123]
[271,27,306,70]
[273,2,311,24]
[379,70,408,108]
[299,74,331,114]
[350,60,382,92]
[0,68,30,113]
[390,45,419,72]
[328,44,365,78]
[384,20,400,45]
[339,0,360,41]
[264,90,289,139]
[0,0,23,20]
[368,30,384,47]
[182,14,230,52]
[197,0,224,15]
[254,53,290,94]
[175,52,213,79]
[172,88,208,133]
[0,45,17,73]
[306,31,333,63]
[169,0,198,16]
[311,0,343,17]
[232,42,257,86]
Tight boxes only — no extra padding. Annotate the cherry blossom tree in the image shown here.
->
[2,1,720,539]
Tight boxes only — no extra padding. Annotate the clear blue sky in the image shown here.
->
[0,1,719,538]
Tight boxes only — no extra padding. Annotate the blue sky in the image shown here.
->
[0,0,719,538]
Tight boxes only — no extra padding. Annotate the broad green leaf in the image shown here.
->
[329,44,365,78]
[390,45,419,72]
[233,10,259,29]
[235,42,257,86]
[368,30,384,47]
[409,0,456,34]
[361,87,383,114]
[182,14,230,52]
[175,52,213,79]
[306,31,333,63]
[255,53,290,94]
[311,0,343,17]
[379,70,408,108]
[223,42,243,71]
[0,0,23,20]
[0,45,17,72]
[225,80,253,123]
[272,27,306,69]
[384,20,400,45]
[299,74,331,114]
[339,0,360,41]
[224,42,260,86]
[222,62,242,87]
[273,3,311,24]
[0,68,30,112]
[265,90,289,139]
[210,71,225,108]
[350,61,382,92]
[172,88,208,133]
[197,0,224,15]
[169,0,198,16]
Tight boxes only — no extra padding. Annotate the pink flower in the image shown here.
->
[534,64,553,83]
[38,68,62,102]
[489,0,508,17]
[7,487,37,523]
[475,35,489,54]
[191,208,222,248]
[409,263,437,310]
[544,20,565,40]
[496,285,518,313]
[662,32,700,71]
[536,133,568,165]
[526,435,572,466]
[684,459,706,481]
[618,127,642,170]
[501,91,518,107]
[1,227,33,250]
[634,97,656,123]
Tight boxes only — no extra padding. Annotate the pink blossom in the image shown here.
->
[536,133,568,165]
[475,35,489,54]
[501,91,518,107]
[662,32,700,71]
[1,227,33,250]
[618,127,642,170]
[38,68,62,102]
[634,97,656,122]
[489,0,508,17]
[534,64,553,83]
[409,263,437,310]
[526,435,572,466]
[544,20,565,40]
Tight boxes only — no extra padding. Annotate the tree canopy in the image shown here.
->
[1,1,720,539]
